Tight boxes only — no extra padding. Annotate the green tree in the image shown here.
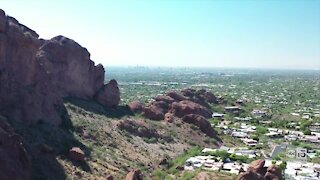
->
[279,161,287,173]
[303,129,311,135]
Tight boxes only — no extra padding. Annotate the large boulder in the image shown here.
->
[36,35,105,99]
[0,116,32,180]
[95,79,120,108]
[154,95,175,104]
[238,170,265,180]
[181,114,217,137]
[166,91,187,102]
[196,89,217,104]
[238,159,283,180]
[180,88,196,98]
[170,100,212,118]
[129,100,143,113]
[142,106,164,120]
[265,165,282,180]
[69,147,85,161]
[142,101,170,120]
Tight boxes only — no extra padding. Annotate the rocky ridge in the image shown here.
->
[140,88,220,138]
[0,8,120,180]
[0,9,120,125]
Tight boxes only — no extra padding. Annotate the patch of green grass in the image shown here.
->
[143,137,157,143]
[167,146,202,174]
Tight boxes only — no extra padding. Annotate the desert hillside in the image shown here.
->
[0,9,223,179]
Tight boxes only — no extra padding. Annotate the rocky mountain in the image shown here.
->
[0,9,222,179]
[0,9,120,125]
[0,8,120,180]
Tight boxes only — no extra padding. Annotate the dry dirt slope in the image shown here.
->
[11,97,220,179]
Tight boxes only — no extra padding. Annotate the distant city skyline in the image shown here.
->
[2,0,320,70]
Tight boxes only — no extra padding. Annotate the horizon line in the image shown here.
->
[103,65,320,71]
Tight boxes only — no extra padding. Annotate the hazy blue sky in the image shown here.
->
[1,0,320,69]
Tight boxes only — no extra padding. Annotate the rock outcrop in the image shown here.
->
[95,79,121,108]
[0,9,120,125]
[181,114,216,137]
[0,10,62,124]
[36,35,105,99]
[142,88,218,138]
[69,147,85,161]
[238,159,283,180]
[0,115,32,180]
[171,100,212,118]
[128,100,143,113]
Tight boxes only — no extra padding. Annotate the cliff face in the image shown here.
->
[36,36,105,99]
[0,9,119,125]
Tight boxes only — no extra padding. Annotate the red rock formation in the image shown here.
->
[128,100,143,113]
[142,101,170,120]
[142,106,164,120]
[0,10,62,124]
[126,169,143,180]
[265,165,282,180]
[238,159,283,180]
[181,88,196,98]
[0,9,120,124]
[0,115,32,180]
[69,147,85,161]
[166,91,187,102]
[95,79,120,108]
[142,89,219,139]
[171,100,212,118]
[181,114,217,137]
[36,35,105,99]
[154,95,175,104]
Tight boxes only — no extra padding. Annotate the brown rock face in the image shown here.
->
[0,9,6,33]
[142,106,164,120]
[0,116,32,180]
[142,101,170,120]
[238,170,265,180]
[69,147,85,161]
[128,100,143,113]
[36,36,104,99]
[0,9,120,124]
[171,100,212,118]
[181,114,217,137]
[166,91,187,102]
[154,95,175,104]
[142,88,219,139]
[126,169,143,180]
[265,165,282,180]
[238,159,283,180]
[0,11,62,124]
[95,79,120,108]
